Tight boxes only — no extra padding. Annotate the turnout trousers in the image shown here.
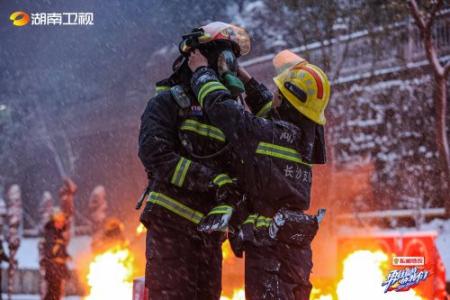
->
[245,241,313,300]
[145,222,222,300]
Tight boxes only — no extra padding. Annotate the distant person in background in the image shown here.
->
[91,217,127,253]
[42,209,71,300]
[0,238,10,300]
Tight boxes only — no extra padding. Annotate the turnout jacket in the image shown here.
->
[191,67,315,218]
[42,222,70,278]
[138,86,233,233]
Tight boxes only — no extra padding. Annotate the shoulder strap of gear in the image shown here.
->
[170,85,192,109]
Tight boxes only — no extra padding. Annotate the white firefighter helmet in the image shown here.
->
[180,21,251,57]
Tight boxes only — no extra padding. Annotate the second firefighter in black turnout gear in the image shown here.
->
[188,44,330,300]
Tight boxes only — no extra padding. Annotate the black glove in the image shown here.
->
[212,174,242,207]
[226,194,250,257]
[198,204,233,233]
[198,174,242,233]
[244,78,273,116]
[269,208,325,246]
[238,214,276,247]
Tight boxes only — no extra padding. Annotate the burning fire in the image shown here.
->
[222,239,232,261]
[220,240,245,300]
[85,224,426,300]
[85,245,135,300]
[311,288,333,300]
[312,250,424,300]
[220,288,245,300]
[136,223,146,236]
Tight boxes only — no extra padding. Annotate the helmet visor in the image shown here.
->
[200,22,251,56]
[229,24,251,56]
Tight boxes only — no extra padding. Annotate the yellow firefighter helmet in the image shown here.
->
[273,50,330,125]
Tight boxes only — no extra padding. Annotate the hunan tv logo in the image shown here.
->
[10,11,30,27]
[9,11,94,26]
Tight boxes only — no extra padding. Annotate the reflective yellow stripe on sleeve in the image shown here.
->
[255,142,312,167]
[155,85,170,95]
[255,215,272,228]
[171,157,192,187]
[243,214,271,228]
[207,205,233,215]
[180,119,226,142]
[255,101,273,118]
[198,81,228,106]
[243,214,258,225]
[212,173,233,187]
[147,192,204,224]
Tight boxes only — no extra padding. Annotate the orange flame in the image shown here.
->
[136,223,146,236]
[312,250,425,300]
[220,240,246,299]
[85,245,135,300]
[222,239,232,261]
[220,288,245,300]
[311,288,333,300]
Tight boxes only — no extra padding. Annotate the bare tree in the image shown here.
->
[39,191,55,233]
[88,185,109,251]
[88,185,108,232]
[59,178,77,243]
[408,0,450,215]
[6,185,22,300]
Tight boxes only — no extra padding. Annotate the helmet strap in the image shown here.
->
[275,96,302,125]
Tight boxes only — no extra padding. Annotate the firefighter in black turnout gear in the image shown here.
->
[42,210,70,300]
[188,38,330,299]
[137,22,249,300]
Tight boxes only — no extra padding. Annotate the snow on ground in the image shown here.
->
[1,295,80,300]
[1,236,92,299]
[11,235,92,269]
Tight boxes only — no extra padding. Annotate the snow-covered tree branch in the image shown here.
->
[408,0,450,215]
